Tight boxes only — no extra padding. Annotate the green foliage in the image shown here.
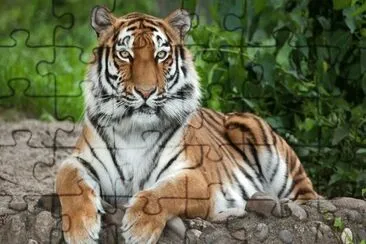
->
[333,216,345,231]
[0,0,159,120]
[0,0,365,197]
[189,0,366,198]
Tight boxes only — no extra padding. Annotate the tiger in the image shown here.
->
[55,5,319,244]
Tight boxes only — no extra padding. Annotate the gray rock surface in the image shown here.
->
[331,197,366,212]
[285,202,307,220]
[1,120,366,244]
[254,223,269,241]
[246,192,282,217]
[279,229,293,244]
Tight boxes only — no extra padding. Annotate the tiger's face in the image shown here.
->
[86,6,200,130]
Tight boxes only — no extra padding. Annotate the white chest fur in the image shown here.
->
[114,130,162,194]
[97,124,186,202]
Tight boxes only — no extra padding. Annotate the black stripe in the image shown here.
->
[104,47,118,90]
[122,36,130,46]
[204,112,262,187]
[166,71,178,84]
[178,45,185,60]
[125,18,143,26]
[225,130,256,177]
[168,47,181,90]
[161,41,169,47]
[182,145,205,170]
[76,157,100,183]
[284,180,295,199]
[84,136,113,186]
[119,107,134,120]
[87,114,125,182]
[139,124,181,189]
[236,163,261,191]
[269,148,280,183]
[202,110,226,128]
[253,117,274,181]
[232,173,249,200]
[112,53,121,71]
[169,83,194,101]
[108,126,125,182]
[97,47,104,74]
[112,31,120,43]
[224,133,264,190]
[202,121,234,183]
[227,121,255,143]
[121,95,137,102]
[223,117,269,187]
[247,142,266,184]
[181,66,187,78]
[155,148,184,181]
[126,26,137,31]
[253,117,270,145]
[126,18,160,28]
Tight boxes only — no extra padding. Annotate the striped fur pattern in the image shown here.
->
[56,6,318,244]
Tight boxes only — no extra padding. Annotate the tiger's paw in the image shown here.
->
[60,192,104,244]
[121,194,167,244]
[62,211,102,244]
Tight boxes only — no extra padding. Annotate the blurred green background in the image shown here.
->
[0,0,365,198]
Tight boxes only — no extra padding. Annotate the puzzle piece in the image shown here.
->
[1,0,366,243]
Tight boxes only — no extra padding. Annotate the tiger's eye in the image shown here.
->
[157,51,167,59]
[120,50,130,59]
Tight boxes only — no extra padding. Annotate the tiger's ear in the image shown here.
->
[165,9,191,40]
[91,6,116,36]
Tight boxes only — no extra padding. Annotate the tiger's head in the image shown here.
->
[86,6,200,131]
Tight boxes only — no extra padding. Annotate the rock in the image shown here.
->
[229,229,246,241]
[185,229,202,244]
[9,201,28,211]
[200,226,235,244]
[358,229,366,241]
[341,228,353,244]
[10,214,25,233]
[307,199,337,213]
[280,198,291,204]
[335,209,362,223]
[310,221,334,240]
[311,226,324,240]
[285,202,307,220]
[34,211,55,240]
[311,221,332,234]
[254,223,269,241]
[331,197,366,212]
[279,229,293,244]
[246,192,281,217]
[322,212,335,225]
[186,218,214,231]
[27,240,38,244]
[7,214,27,244]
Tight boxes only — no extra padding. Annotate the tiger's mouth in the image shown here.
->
[137,104,158,115]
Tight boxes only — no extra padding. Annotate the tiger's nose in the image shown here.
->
[135,85,156,99]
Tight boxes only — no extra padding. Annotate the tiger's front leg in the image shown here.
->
[122,171,210,244]
[56,161,104,243]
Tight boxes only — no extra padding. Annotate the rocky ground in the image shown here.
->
[0,120,365,244]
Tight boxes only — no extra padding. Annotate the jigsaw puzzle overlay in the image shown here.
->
[1,0,366,243]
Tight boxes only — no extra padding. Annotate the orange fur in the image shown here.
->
[56,165,99,242]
